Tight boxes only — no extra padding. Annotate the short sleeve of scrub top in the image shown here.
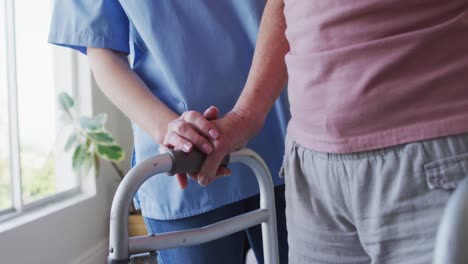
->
[48,0,129,54]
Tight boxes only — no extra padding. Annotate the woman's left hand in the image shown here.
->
[163,106,229,188]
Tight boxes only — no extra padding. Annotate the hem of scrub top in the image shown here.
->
[139,183,285,221]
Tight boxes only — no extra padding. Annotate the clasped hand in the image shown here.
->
[162,106,250,189]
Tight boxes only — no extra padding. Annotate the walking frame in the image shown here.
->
[108,148,280,264]
[107,147,468,263]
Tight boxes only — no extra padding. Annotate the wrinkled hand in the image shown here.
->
[163,106,229,189]
[195,110,255,186]
[164,108,220,154]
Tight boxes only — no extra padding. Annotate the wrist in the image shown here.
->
[148,113,178,145]
[230,106,265,139]
[151,127,167,145]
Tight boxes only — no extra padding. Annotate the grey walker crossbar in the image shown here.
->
[108,148,280,264]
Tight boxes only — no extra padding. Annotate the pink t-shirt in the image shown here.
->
[284,1,468,153]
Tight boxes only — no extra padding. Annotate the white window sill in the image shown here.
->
[0,190,95,233]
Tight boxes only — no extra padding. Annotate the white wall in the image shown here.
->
[0,67,134,264]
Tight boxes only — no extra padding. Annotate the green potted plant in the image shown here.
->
[58,92,146,236]
[58,92,125,178]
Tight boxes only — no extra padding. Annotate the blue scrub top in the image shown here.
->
[49,0,290,220]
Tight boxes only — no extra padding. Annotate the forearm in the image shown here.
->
[233,0,289,137]
[87,47,178,144]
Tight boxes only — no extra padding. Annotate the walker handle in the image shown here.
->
[166,149,230,176]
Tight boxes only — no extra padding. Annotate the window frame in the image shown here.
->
[0,0,86,222]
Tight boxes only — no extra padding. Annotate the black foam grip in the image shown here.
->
[166,149,230,176]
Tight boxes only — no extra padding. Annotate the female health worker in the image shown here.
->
[48,1,290,263]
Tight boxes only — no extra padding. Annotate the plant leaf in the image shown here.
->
[85,138,92,150]
[82,152,93,176]
[64,132,78,152]
[58,92,74,111]
[80,116,103,131]
[94,113,108,126]
[96,144,125,162]
[72,144,87,172]
[87,131,114,144]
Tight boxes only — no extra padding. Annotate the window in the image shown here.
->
[0,0,10,212]
[0,0,81,220]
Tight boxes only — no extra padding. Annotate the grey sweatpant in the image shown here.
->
[282,133,468,264]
